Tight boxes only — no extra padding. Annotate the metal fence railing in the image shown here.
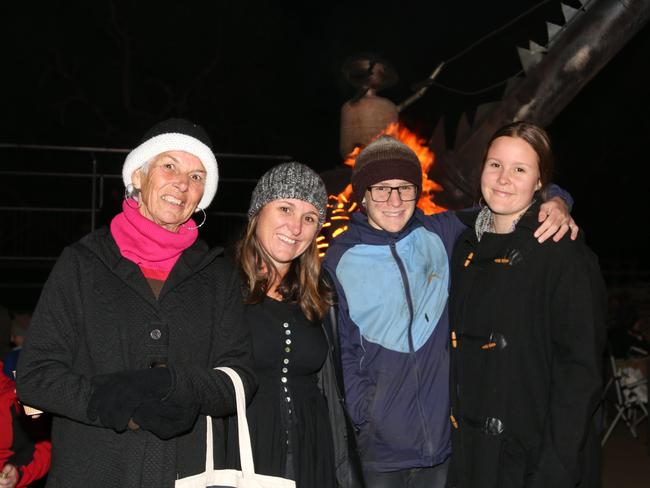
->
[0,143,292,305]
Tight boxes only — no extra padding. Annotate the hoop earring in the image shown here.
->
[478,196,487,208]
[124,184,141,209]
[184,208,207,230]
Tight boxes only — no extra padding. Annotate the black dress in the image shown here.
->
[228,297,337,488]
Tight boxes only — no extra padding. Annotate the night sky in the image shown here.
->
[2,0,650,306]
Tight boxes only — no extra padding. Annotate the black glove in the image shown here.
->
[87,368,171,432]
[132,397,200,440]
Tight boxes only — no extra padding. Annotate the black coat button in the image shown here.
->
[485,417,505,435]
[506,248,523,266]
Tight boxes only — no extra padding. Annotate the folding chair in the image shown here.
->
[600,345,648,446]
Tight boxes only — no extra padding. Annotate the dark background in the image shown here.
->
[1,0,649,308]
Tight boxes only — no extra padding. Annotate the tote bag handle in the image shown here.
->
[177,367,294,487]
[201,367,256,477]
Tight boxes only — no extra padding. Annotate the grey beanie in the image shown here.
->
[248,162,328,224]
[351,136,422,203]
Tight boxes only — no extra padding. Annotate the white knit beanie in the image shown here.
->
[122,118,219,210]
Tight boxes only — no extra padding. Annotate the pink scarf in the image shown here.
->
[110,200,198,280]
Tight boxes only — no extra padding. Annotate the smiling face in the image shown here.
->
[481,136,542,233]
[363,178,417,233]
[255,198,320,276]
[132,150,206,232]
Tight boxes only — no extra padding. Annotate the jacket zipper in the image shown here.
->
[389,241,433,459]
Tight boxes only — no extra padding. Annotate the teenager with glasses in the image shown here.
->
[367,183,418,203]
[323,135,577,488]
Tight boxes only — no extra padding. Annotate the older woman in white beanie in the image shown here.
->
[16,118,255,488]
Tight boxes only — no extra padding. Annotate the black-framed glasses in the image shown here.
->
[367,184,418,202]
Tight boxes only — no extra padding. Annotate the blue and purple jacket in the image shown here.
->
[323,208,465,472]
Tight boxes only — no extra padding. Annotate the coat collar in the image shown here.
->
[79,227,223,307]
[456,201,542,240]
[342,207,426,246]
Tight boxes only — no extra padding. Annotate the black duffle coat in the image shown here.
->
[447,204,606,488]
[16,227,255,488]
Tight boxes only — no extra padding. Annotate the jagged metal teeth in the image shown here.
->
[517,46,544,72]
[561,3,581,23]
[430,117,446,154]
[455,113,471,147]
[546,21,563,45]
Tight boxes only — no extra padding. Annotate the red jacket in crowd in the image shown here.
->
[0,361,51,487]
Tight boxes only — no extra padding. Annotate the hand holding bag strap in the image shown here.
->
[215,366,256,478]
[176,366,294,487]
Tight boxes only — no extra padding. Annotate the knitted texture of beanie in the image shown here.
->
[122,118,218,210]
[351,136,422,203]
[248,162,328,224]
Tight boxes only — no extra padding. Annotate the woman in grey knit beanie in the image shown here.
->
[241,161,329,304]
[247,161,328,225]
[229,162,364,487]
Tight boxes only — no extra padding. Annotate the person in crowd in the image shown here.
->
[322,135,577,487]
[447,122,606,488]
[16,118,255,487]
[608,292,649,358]
[229,162,363,487]
[0,307,10,361]
[1,360,51,488]
[3,313,31,380]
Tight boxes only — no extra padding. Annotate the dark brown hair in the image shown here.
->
[236,212,332,322]
[483,121,554,197]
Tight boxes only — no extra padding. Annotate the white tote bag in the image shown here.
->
[175,366,296,488]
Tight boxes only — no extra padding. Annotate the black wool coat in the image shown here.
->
[16,227,255,488]
[320,307,365,488]
[447,205,606,488]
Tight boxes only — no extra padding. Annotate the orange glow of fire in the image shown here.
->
[341,122,445,215]
[318,122,446,257]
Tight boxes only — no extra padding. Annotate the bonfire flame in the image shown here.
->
[318,122,446,257]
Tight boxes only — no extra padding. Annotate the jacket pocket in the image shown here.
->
[455,428,524,488]
[497,436,528,488]
[355,382,377,445]
[361,371,422,461]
